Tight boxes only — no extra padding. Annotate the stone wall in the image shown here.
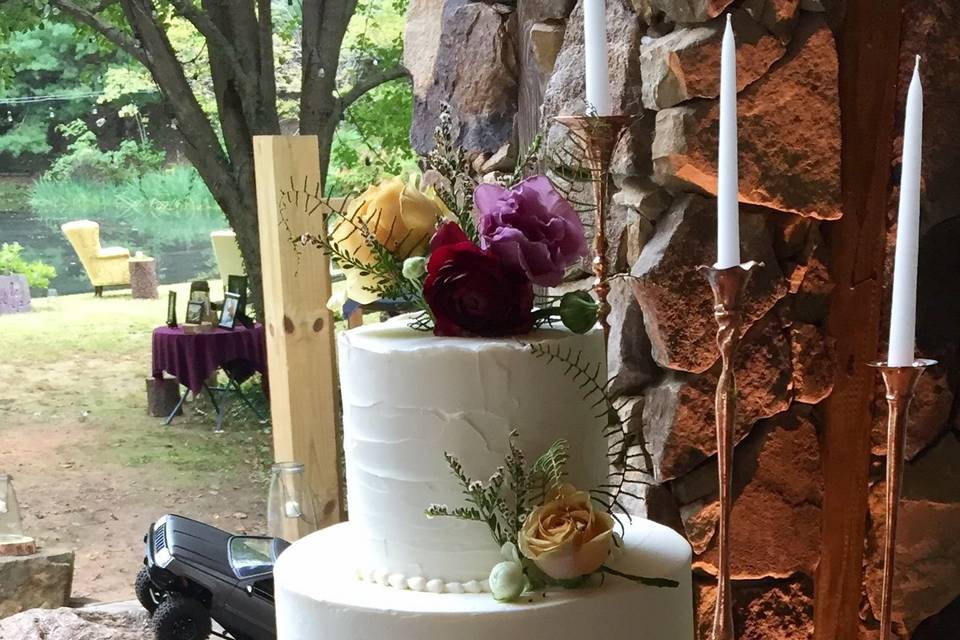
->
[405,1,960,636]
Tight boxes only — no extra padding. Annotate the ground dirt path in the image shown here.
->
[0,289,271,604]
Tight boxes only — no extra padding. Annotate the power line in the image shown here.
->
[0,89,156,106]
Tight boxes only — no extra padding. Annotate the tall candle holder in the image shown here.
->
[697,261,761,640]
[554,115,632,342]
[867,358,935,639]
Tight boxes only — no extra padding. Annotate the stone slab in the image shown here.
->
[0,548,75,618]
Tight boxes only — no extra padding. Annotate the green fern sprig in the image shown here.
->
[531,439,570,492]
[527,343,656,528]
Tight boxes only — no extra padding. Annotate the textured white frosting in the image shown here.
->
[275,520,695,640]
[337,316,609,584]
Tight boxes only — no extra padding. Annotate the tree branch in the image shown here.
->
[338,64,410,111]
[49,0,148,65]
[91,0,121,11]
[167,0,257,99]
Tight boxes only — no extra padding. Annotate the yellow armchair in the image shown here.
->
[61,220,131,296]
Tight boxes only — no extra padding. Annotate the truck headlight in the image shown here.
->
[155,547,172,568]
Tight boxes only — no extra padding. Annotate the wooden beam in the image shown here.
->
[254,135,344,538]
[814,2,904,638]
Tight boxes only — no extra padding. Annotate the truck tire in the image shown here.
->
[152,595,212,640]
[135,567,166,614]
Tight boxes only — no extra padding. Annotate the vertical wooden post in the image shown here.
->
[814,2,904,637]
[254,136,344,538]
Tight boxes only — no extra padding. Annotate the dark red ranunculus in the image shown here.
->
[424,240,534,337]
[430,220,470,251]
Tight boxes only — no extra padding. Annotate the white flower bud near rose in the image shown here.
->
[402,256,427,281]
[489,561,525,602]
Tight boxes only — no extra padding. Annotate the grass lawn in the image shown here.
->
[0,282,274,603]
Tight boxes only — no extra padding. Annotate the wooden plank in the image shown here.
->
[814,2,904,638]
[254,136,344,539]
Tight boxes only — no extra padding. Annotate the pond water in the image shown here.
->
[0,208,219,296]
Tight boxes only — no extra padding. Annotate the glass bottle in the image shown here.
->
[267,462,320,541]
[0,474,32,554]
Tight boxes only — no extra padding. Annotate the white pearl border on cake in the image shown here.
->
[357,567,490,594]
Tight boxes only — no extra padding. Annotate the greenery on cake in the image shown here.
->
[426,432,677,602]
[297,106,599,337]
[425,346,677,602]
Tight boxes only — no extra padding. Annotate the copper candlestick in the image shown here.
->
[868,358,935,639]
[554,115,632,341]
[698,261,761,640]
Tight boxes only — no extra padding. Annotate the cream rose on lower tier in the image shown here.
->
[518,484,615,580]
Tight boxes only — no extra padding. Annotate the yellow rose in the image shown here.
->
[518,484,615,581]
[331,176,446,305]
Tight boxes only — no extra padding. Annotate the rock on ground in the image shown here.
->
[0,607,150,640]
[0,548,74,618]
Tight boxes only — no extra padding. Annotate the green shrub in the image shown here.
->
[45,119,165,184]
[0,242,57,289]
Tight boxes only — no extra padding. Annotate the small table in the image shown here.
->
[151,324,268,431]
[129,256,158,299]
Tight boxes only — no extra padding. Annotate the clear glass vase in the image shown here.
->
[0,474,30,548]
[267,462,320,541]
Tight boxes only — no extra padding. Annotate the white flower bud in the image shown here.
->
[489,561,525,602]
[402,256,427,281]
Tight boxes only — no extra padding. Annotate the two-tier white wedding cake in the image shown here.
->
[274,317,694,639]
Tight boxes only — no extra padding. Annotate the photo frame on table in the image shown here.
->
[219,292,241,330]
[225,274,248,322]
[166,291,178,328]
[185,300,205,325]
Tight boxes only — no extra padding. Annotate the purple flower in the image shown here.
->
[474,176,587,287]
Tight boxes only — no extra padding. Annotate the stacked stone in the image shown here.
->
[404,0,960,636]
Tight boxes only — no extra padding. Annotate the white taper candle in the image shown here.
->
[716,13,740,269]
[888,57,923,367]
[583,0,612,116]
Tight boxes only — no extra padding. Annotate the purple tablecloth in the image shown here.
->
[152,325,267,394]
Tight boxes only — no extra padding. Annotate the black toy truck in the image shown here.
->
[136,514,289,640]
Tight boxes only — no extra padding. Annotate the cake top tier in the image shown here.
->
[337,314,609,584]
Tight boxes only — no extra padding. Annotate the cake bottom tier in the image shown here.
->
[275,520,694,640]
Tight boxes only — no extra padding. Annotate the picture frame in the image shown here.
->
[225,274,248,322]
[189,280,210,296]
[166,291,178,328]
[218,292,241,330]
[184,300,205,325]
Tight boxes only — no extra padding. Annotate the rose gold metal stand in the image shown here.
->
[554,115,632,342]
[698,261,761,640]
[868,358,935,639]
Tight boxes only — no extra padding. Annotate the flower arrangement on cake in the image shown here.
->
[426,432,678,602]
[291,110,681,610]
[300,111,599,338]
